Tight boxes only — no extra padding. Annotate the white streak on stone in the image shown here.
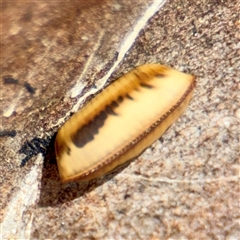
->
[3,90,23,117]
[70,31,105,98]
[1,163,40,239]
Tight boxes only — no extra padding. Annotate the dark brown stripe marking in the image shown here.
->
[106,106,118,115]
[95,111,108,128]
[73,124,95,148]
[126,94,134,100]
[155,73,166,78]
[73,108,117,148]
[140,82,154,89]
[118,96,124,103]
[110,101,119,108]
[66,146,71,155]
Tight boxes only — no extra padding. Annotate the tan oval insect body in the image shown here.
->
[55,64,196,182]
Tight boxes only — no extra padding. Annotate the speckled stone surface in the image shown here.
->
[1,0,239,239]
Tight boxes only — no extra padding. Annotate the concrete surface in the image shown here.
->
[1,0,239,239]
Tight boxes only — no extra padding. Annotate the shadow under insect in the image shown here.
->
[28,132,131,207]
[19,120,130,207]
[38,160,131,207]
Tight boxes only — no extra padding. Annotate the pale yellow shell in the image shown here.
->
[55,64,196,182]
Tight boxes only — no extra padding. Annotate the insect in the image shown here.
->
[55,64,196,182]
